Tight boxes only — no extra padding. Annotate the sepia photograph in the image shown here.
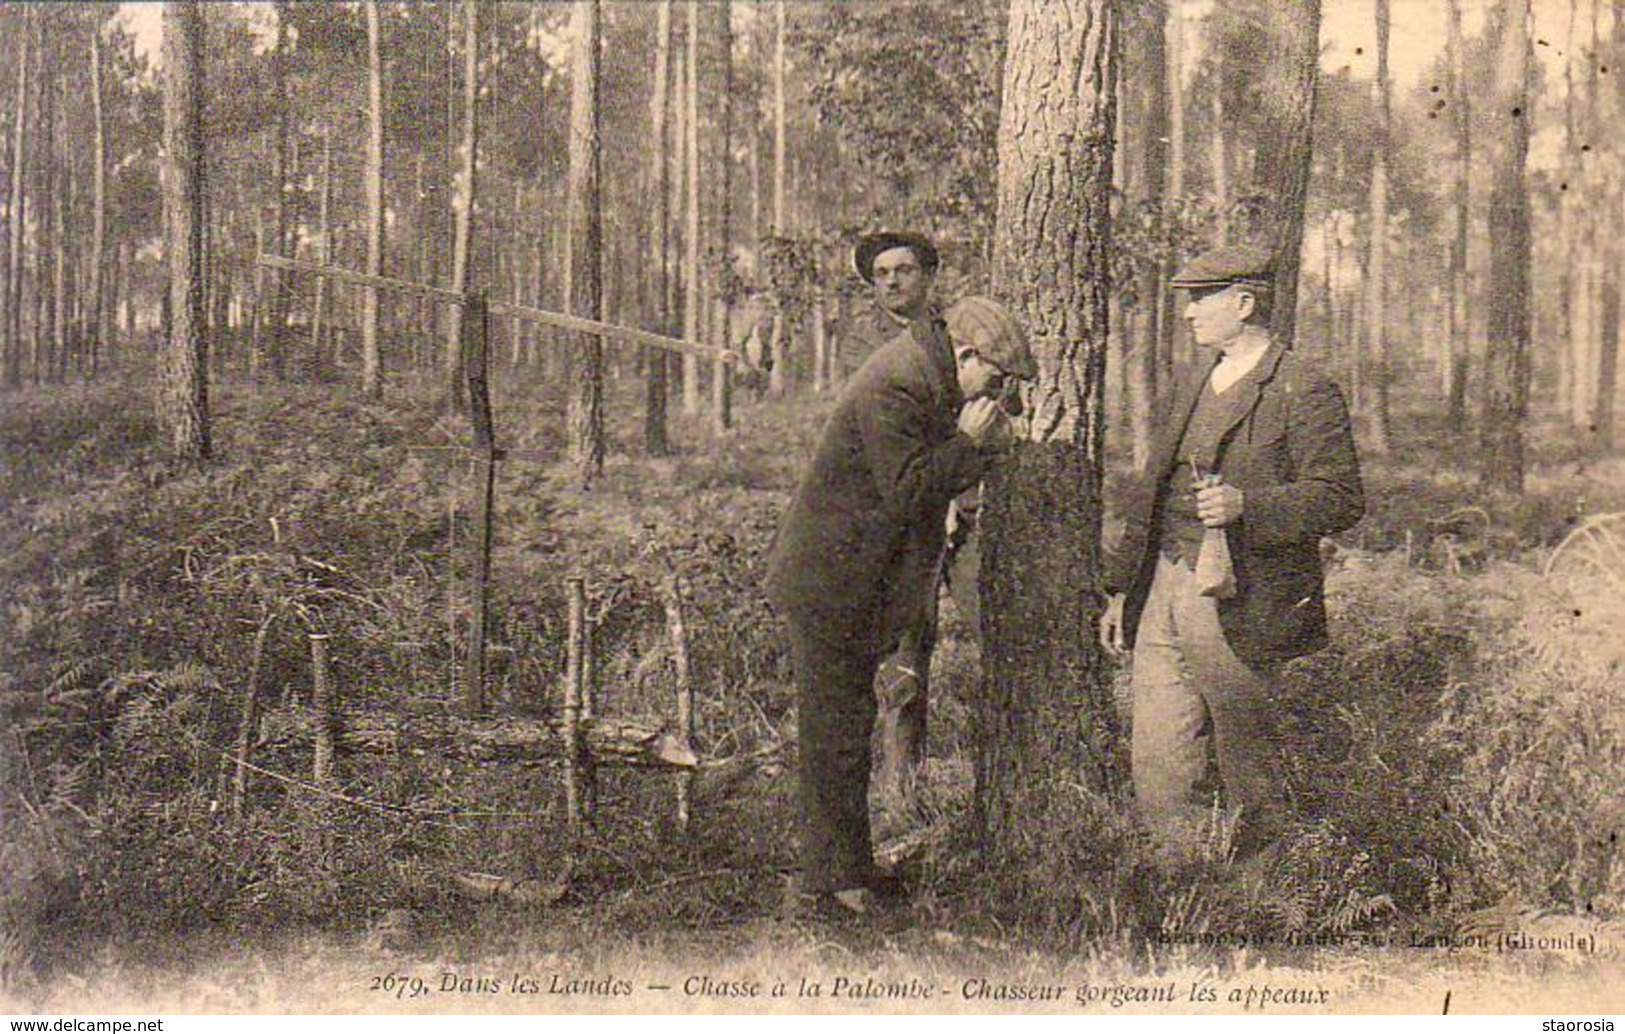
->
[0,0,1621,1020]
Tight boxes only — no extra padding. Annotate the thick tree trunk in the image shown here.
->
[566,0,605,486]
[1248,0,1320,345]
[978,0,1120,866]
[1123,1,1165,471]
[445,0,478,405]
[1446,0,1471,424]
[644,0,673,456]
[1479,0,1531,493]
[160,1,210,460]
[361,1,385,399]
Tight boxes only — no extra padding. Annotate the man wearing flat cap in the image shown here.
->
[766,294,1033,919]
[1099,243,1364,862]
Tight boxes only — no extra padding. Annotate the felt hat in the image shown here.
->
[853,231,940,285]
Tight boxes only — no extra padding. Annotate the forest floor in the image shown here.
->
[3,368,1624,1014]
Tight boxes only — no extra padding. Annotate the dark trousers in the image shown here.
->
[781,608,883,894]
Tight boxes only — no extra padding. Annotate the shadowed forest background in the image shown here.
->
[0,0,1622,1010]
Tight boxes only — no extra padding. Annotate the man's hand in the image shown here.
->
[1099,592,1128,658]
[1195,480,1244,527]
[957,396,1006,444]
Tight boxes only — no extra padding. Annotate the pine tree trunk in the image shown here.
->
[160,1,210,460]
[644,0,673,456]
[446,0,478,405]
[1210,92,1229,245]
[978,0,1120,867]
[1479,0,1531,493]
[566,0,605,486]
[681,1,701,416]
[1594,259,1617,451]
[88,22,106,381]
[361,1,385,399]
[265,2,292,380]
[310,123,333,378]
[3,11,27,387]
[1249,0,1320,345]
[1123,1,1165,471]
[1446,0,1471,424]
[1156,0,1184,381]
[50,39,69,386]
[711,0,734,435]
[1364,0,1393,453]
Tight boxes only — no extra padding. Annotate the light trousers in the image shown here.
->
[1131,554,1289,854]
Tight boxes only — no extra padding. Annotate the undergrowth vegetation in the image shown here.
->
[2,375,1621,992]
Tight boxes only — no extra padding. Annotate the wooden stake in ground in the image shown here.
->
[663,571,695,829]
[310,633,335,785]
[230,612,276,817]
[563,577,590,833]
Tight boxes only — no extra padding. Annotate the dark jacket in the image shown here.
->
[1104,341,1364,670]
[766,318,990,648]
[841,300,934,382]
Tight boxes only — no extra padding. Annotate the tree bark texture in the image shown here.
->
[88,22,106,379]
[711,0,734,435]
[566,0,605,486]
[1157,0,1184,380]
[680,2,702,416]
[1364,0,1393,453]
[160,1,210,460]
[1479,0,1532,494]
[3,11,28,387]
[1245,0,1320,345]
[263,2,292,380]
[644,1,673,457]
[1122,0,1165,470]
[1445,0,1471,424]
[978,0,1120,862]
[310,123,333,376]
[446,0,479,405]
[361,1,385,399]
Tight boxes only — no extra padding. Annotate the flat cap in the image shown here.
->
[1171,243,1276,290]
[944,295,1037,381]
[853,231,940,285]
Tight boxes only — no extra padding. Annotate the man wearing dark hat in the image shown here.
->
[847,231,942,378]
[1099,243,1364,862]
[766,294,1034,919]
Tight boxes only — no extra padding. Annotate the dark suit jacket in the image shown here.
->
[1104,341,1364,670]
[765,318,991,649]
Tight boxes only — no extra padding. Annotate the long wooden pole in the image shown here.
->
[257,254,738,364]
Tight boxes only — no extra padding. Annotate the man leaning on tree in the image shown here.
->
[766,286,1034,921]
[1099,243,1364,863]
